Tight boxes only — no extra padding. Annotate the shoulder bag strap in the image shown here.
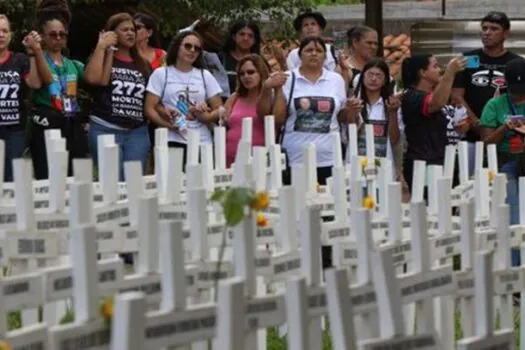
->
[278,71,295,145]
[160,67,168,100]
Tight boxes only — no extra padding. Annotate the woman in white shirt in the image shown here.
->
[144,30,223,167]
[346,58,400,169]
[270,36,350,186]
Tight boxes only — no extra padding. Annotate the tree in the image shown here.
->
[0,0,316,43]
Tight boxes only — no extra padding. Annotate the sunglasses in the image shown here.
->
[47,31,68,39]
[183,43,202,53]
[239,69,257,77]
[135,23,145,30]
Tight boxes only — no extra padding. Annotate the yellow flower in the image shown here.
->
[256,212,268,227]
[100,297,114,322]
[250,192,270,210]
[362,196,376,209]
[488,170,495,184]
[360,157,368,169]
[0,341,12,350]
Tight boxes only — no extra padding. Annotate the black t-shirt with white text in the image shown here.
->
[0,52,30,130]
[402,89,450,163]
[91,57,147,129]
[453,48,520,142]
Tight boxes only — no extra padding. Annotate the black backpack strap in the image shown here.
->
[330,45,338,65]
[278,72,296,145]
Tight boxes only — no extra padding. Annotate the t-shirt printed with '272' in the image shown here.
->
[0,52,30,128]
[91,58,147,129]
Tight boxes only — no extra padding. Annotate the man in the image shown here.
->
[452,11,520,176]
[480,57,525,269]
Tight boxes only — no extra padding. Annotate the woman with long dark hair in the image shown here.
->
[224,54,270,167]
[221,19,262,95]
[84,12,152,180]
[401,54,467,191]
[28,0,89,180]
[145,30,223,168]
[0,15,41,182]
[133,12,166,70]
[346,58,400,170]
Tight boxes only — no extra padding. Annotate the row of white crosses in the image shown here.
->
[0,117,288,206]
[5,195,517,349]
[1,121,520,346]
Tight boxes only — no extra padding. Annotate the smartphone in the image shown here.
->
[465,55,480,69]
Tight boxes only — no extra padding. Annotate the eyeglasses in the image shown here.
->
[183,43,202,53]
[239,69,257,77]
[364,71,386,80]
[135,23,145,30]
[47,31,68,40]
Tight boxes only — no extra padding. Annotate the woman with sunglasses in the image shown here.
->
[224,54,270,167]
[134,13,166,70]
[84,13,152,181]
[28,0,89,180]
[133,13,166,174]
[145,30,223,168]
[0,15,41,182]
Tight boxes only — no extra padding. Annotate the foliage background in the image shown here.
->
[0,0,361,57]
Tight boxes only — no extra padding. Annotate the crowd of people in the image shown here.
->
[0,2,524,239]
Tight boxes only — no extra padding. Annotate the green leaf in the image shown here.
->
[222,188,253,226]
[210,188,226,202]
[59,310,75,325]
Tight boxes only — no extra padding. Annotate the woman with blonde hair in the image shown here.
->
[223,54,270,167]
[84,12,152,180]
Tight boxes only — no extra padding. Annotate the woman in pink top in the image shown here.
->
[224,54,270,167]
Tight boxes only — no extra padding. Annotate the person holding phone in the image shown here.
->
[452,11,521,177]
[480,57,525,268]
[401,54,467,193]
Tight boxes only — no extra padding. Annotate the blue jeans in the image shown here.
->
[500,160,520,266]
[88,122,150,182]
[0,128,26,182]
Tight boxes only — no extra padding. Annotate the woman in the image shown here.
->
[267,36,350,272]
[224,54,269,167]
[345,25,379,91]
[84,13,152,181]
[270,36,350,185]
[346,58,400,172]
[28,0,88,180]
[134,12,166,166]
[401,54,467,191]
[0,15,41,182]
[145,30,223,168]
[220,19,262,96]
[134,12,166,70]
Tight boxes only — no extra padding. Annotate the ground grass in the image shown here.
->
[6,307,520,348]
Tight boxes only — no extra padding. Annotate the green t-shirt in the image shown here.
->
[32,56,84,116]
[480,93,525,153]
